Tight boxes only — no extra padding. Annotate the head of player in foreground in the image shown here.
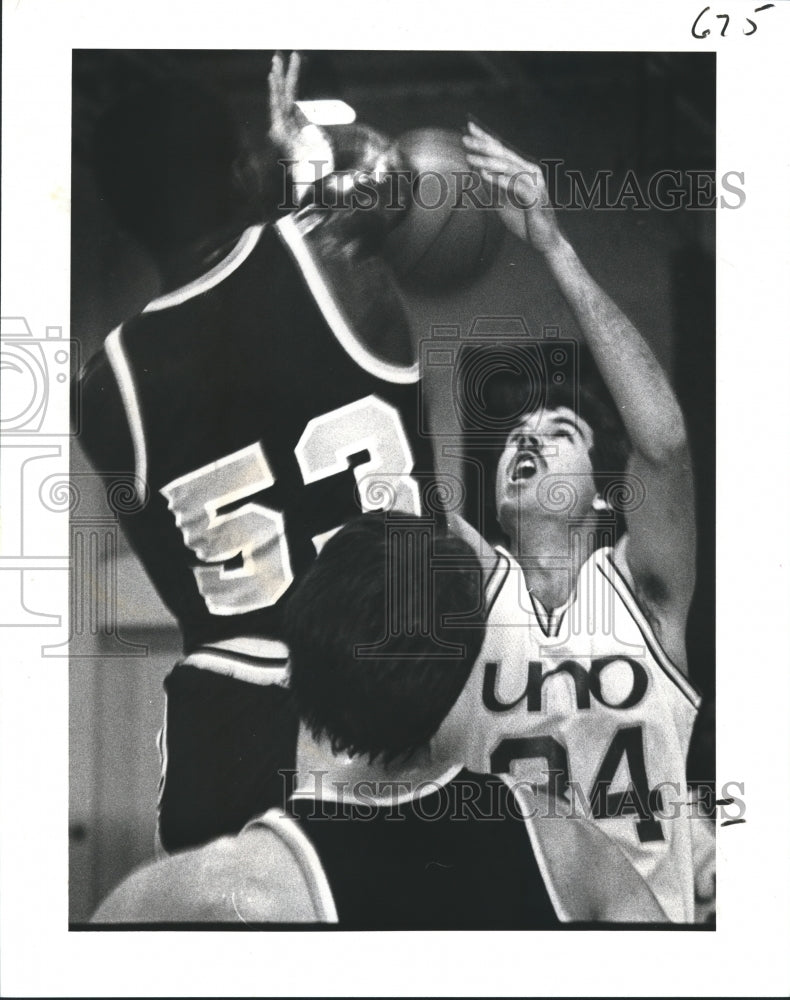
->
[284,511,487,779]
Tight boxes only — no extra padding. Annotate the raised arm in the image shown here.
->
[463,122,695,671]
[268,52,335,204]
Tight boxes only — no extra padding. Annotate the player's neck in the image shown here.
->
[294,724,460,805]
[508,514,598,612]
[157,224,250,295]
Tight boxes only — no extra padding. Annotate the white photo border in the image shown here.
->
[2,0,789,996]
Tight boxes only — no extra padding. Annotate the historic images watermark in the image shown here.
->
[278,159,744,213]
[0,315,149,655]
[276,768,744,827]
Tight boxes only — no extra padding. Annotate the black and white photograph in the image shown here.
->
[2,2,789,996]
[68,46,718,929]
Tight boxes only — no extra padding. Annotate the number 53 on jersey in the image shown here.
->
[161,395,422,615]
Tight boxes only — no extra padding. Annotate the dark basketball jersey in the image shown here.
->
[257,769,560,930]
[78,216,434,653]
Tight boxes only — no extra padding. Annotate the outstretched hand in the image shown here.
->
[462,121,561,253]
[268,51,334,203]
[268,51,304,153]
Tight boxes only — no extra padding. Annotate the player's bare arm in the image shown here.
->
[463,121,695,672]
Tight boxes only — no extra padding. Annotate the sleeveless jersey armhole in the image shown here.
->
[275,213,420,385]
[143,225,263,313]
[597,549,702,708]
[105,325,147,499]
[485,548,513,617]
[247,808,339,923]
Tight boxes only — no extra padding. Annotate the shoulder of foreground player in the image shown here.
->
[91,827,319,924]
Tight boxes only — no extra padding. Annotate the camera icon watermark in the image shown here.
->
[1,317,80,436]
[420,318,579,443]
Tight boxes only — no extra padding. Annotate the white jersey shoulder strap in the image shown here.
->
[485,546,514,616]
[143,225,263,312]
[275,213,419,385]
[244,808,339,923]
[103,226,265,500]
[105,325,147,499]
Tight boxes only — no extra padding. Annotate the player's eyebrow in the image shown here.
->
[550,416,578,432]
[550,414,594,445]
[508,414,586,442]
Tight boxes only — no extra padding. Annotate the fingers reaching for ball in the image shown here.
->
[462,120,541,192]
[463,120,530,166]
[268,52,335,202]
[269,51,301,144]
[462,120,561,253]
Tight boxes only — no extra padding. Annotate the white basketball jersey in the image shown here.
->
[456,544,701,923]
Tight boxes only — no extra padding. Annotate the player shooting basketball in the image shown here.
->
[452,121,708,922]
[463,118,695,654]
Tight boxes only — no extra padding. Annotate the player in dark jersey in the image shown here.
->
[77,54,434,852]
[92,513,666,925]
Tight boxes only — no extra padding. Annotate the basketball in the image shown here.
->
[382,128,502,292]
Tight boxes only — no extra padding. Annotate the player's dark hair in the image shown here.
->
[485,345,630,491]
[471,344,632,544]
[546,367,632,501]
[92,79,280,256]
[284,512,486,765]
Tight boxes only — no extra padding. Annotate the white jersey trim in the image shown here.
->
[275,213,420,385]
[597,551,702,709]
[498,776,569,922]
[491,545,567,637]
[155,706,168,817]
[205,635,289,660]
[105,326,147,499]
[143,225,264,312]
[528,590,568,638]
[102,222,262,497]
[181,642,290,687]
[248,808,339,923]
[484,548,512,616]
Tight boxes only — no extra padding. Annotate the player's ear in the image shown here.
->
[591,493,611,512]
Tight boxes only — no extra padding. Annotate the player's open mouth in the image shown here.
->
[511,454,540,481]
